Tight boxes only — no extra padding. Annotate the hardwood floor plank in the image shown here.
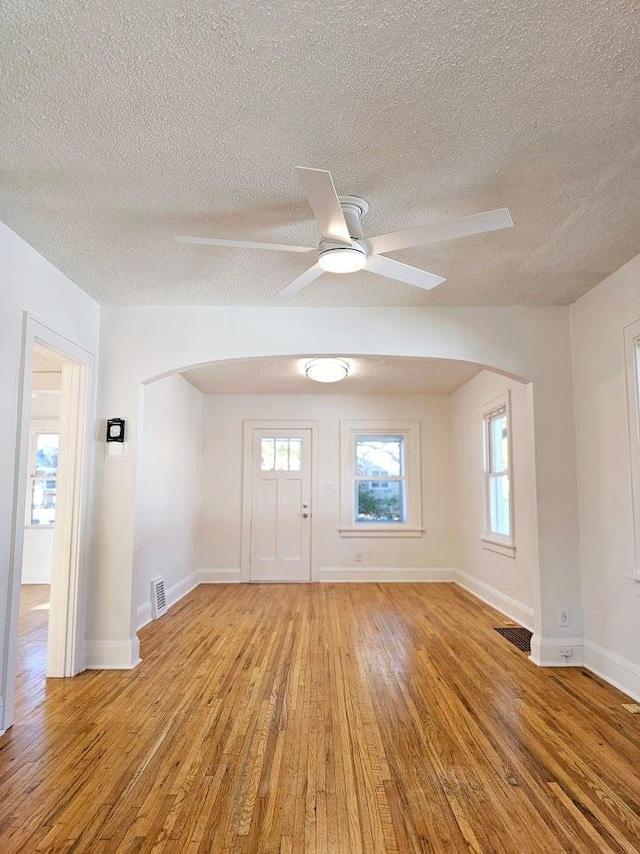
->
[2,582,640,853]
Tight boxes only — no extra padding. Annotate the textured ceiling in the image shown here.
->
[182,356,482,395]
[1,0,639,307]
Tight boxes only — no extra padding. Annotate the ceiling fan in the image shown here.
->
[175,167,513,296]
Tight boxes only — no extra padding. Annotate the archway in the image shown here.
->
[129,353,539,659]
[87,305,581,671]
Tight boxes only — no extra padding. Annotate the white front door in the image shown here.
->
[249,428,312,582]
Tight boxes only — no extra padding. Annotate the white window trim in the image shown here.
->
[480,392,516,557]
[339,420,423,538]
[25,419,59,529]
[624,320,640,580]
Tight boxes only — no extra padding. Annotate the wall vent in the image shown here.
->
[151,576,167,619]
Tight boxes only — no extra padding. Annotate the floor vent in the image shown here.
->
[494,626,532,653]
[151,577,167,619]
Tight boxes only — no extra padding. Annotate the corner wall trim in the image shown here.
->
[453,569,534,630]
[319,567,454,582]
[529,634,585,667]
[583,638,640,702]
[198,568,242,583]
[85,637,141,670]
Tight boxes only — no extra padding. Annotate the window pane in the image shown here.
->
[261,438,275,471]
[356,480,405,523]
[35,433,59,477]
[288,439,302,471]
[275,439,290,471]
[30,477,57,525]
[29,433,59,525]
[356,436,403,477]
[489,474,510,536]
[490,413,508,473]
[262,437,303,472]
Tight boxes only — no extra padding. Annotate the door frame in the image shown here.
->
[1,314,95,733]
[241,420,318,583]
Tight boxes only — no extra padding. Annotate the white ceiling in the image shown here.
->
[1,1,638,307]
[182,357,482,395]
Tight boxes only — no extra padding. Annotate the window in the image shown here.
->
[481,393,515,555]
[624,320,640,579]
[339,421,423,537]
[260,437,302,471]
[26,428,59,526]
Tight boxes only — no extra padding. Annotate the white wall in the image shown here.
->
[570,252,640,699]
[0,222,99,731]
[200,393,453,577]
[133,374,203,628]
[30,389,62,419]
[452,371,537,628]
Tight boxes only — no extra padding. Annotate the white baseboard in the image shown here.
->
[583,638,640,702]
[198,568,242,583]
[166,571,199,607]
[319,567,454,582]
[135,571,200,631]
[85,636,141,670]
[453,569,534,631]
[529,634,585,667]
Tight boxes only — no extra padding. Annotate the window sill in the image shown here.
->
[480,536,516,558]
[339,526,424,538]
[24,525,55,532]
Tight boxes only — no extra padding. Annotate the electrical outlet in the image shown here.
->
[558,607,570,627]
[559,645,573,657]
[355,552,363,563]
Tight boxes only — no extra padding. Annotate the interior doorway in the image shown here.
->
[16,346,63,716]
[2,319,95,734]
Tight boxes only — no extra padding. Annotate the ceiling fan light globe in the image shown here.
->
[318,246,366,274]
[305,358,350,383]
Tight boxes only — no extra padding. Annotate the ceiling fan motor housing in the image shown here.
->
[317,195,369,273]
[338,195,369,239]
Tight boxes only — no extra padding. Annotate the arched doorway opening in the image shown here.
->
[131,354,537,647]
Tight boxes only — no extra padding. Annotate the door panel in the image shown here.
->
[250,428,311,581]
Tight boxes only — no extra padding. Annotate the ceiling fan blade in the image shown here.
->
[366,254,446,291]
[367,208,513,255]
[295,167,352,245]
[277,263,325,297]
[175,235,313,253]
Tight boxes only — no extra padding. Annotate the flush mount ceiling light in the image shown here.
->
[318,241,367,274]
[305,358,350,383]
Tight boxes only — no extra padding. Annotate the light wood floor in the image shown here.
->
[2,584,640,853]
[13,584,50,722]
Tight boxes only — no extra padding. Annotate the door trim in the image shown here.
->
[2,314,95,734]
[241,420,318,583]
